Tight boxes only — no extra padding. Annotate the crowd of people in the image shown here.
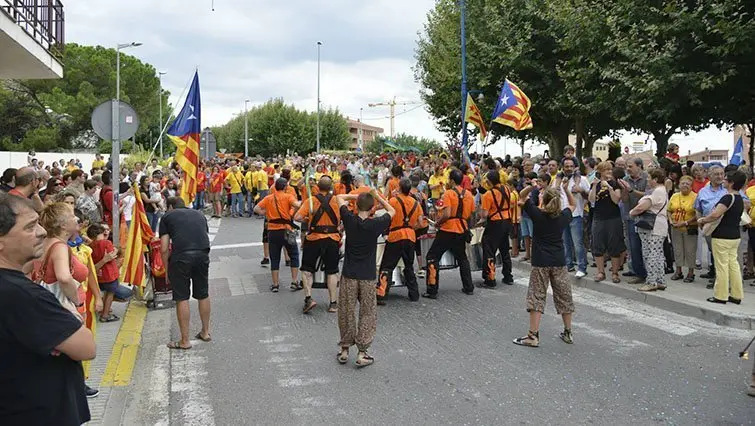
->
[1,141,754,426]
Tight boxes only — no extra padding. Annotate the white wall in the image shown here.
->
[0,151,128,174]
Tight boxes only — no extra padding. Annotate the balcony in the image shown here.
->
[0,0,64,79]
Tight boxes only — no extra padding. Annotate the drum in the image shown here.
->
[419,232,458,270]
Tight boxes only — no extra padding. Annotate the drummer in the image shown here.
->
[422,169,475,299]
[410,174,429,279]
[477,170,514,288]
[377,178,423,305]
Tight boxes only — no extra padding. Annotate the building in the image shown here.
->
[592,141,610,159]
[0,1,65,79]
[346,118,383,151]
[681,148,729,163]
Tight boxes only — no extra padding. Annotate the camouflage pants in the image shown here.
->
[526,266,575,315]
[338,277,377,352]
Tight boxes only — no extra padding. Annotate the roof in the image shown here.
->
[345,118,383,133]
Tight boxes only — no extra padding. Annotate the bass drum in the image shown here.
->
[467,227,504,271]
[377,238,407,287]
[419,232,458,270]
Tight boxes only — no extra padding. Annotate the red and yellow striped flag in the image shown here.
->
[167,71,201,206]
[464,93,488,140]
[121,183,154,287]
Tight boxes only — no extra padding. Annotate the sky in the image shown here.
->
[64,0,739,158]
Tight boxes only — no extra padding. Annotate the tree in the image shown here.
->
[2,43,170,151]
[367,133,441,154]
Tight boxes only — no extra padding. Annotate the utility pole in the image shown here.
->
[316,41,322,153]
[158,71,166,158]
[244,99,250,158]
[460,0,469,150]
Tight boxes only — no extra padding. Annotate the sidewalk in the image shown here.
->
[509,257,755,330]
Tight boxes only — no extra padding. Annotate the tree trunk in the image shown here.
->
[547,123,570,160]
[574,118,585,159]
[583,134,597,158]
[651,128,675,160]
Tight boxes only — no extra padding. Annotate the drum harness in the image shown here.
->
[308,193,339,235]
[389,195,420,233]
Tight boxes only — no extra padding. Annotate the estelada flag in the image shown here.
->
[464,93,487,140]
[167,71,201,205]
[121,183,154,288]
[491,79,533,131]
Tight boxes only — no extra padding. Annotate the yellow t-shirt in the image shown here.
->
[225,171,244,194]
[314,172,324,181]
[428,175,446,199]
[91,159,105,170]
[290,170,303,186]
[255,170,269,191]
[66,164,78,172]
[509,188,521,223]
[668,191,697,230]
[244,171,255,191]
[498,169,509,186]
[746,186,755,220]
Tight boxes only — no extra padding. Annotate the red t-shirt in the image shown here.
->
[196,172,206,192]
[91,239,119,282]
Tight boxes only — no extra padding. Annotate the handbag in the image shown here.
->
[273,193,298,246]
[702,195,737,236]
[635,197,668,231]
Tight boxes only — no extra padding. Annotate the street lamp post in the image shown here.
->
[459,0,469,151]
[316,41,322,153]
[112,41,142,248]
[158,71,166,159]
[244,99,250,158]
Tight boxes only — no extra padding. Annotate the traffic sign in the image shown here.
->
[91,100,140,141]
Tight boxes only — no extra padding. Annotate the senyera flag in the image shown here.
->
[491,79,533,131]
[464,93,487,140]
[121,183,155,288]
[167,71,201,206]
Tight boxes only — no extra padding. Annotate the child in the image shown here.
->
[88,223,124,322]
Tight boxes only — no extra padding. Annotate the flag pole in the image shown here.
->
[145,72,195,166]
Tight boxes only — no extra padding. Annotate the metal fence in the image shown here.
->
[1,0,65,58]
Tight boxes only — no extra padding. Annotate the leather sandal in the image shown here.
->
[594,272,606,282]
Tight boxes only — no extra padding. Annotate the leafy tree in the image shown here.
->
[367,133,441,154]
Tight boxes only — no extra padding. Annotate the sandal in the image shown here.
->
[670,272,684,281]
[355,351,374,368]
[512,331,540,347]
[195,332,212,342]
[99,314,119,323]
[337,348,349,364]
[327,301,338,313]
[611,273,621,284]
[560,329,573,344]
[594,272,606,283]
[290,281,303,291]
[270,284,279,293]
[683,274,695,283]
[167,341,192,350]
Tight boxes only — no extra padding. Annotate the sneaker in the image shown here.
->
[260,258,270,266]
[513,331,539,347]
[700,271,715,279]
[628,277,646,285]
[416,269,426,279]
[303,297,317,314]
[290,281,303,291]
[559,329,573,344]
[622,271,636,277]
[695,263,702,270]
[501,277,514,285]
[85,385,99,398]
[575,271,586,279]
[638,284,659,292]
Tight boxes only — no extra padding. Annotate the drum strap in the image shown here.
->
[309,194,338,234]
[452,188,469,232]
[390,196,419,232]
[490,187,509,221]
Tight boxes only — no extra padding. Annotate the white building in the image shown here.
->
[1,1,65,79]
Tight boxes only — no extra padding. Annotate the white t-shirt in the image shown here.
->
[559,175,590,217]
[121,194,137,222]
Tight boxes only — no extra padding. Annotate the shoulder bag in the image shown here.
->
[635,196,668,231]
[702,195,737,237]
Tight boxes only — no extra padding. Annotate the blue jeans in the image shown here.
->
[247,192,255,215]
[146,212,159,233]
[627,218,647,278]
[563,216,588,272]
[193,191,205,210]
[231,193,244,216]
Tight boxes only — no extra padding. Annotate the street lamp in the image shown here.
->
[158,71,167,158]
[316,41,322,153]
[112,41,142,249]
[244,99,250,158]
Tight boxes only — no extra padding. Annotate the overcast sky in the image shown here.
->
[65,0,737,158]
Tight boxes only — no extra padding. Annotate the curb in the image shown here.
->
[100,301,148,386]
[510,261,755,331]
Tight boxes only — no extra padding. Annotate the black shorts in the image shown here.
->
[169,251,210,301]
[300,238,340,275]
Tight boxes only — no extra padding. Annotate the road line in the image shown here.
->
[171,344,215,426]
[100,302,147,386]
[212,239,302,250]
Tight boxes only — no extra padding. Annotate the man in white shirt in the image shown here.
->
[560,157,590,278]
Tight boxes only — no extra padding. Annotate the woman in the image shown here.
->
[43,177,63,203]
[698,170,746,304]
[428,166,446,201]
[588,162,626,283]
[55,190,77,208]
[120,182,136,231]
[668,176,698,282]
[512,179,576,347]
[209,165,223,218]
[139,176,160,232]
[35,202,100,398]
[690,164,709,193]
[629,169,670,292]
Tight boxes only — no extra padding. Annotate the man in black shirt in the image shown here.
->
[160,196,212,350]
[335,188,394,367]
[0,193,96,425]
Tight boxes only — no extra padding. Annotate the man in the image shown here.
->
[335,188,394,367]
[146,158,160,177]
[133,162,145,183]
[160,197,211,349]
[584,157,598,184]
[478,170,514,287]
[384,165,403,198]
[294,176,342,313]
[92,154,105,171]
[546,160,559,183]
[67,169,86,198]
[224,165,245,218]
[378,178,422,304]
[9,167,44,212]
[619,157,648,284]
[560,158,591,278]
[348,174,372,213]
[254,178,301,292]
[423,169,475,298]
[0,193,96,425]
[76,180,102,224]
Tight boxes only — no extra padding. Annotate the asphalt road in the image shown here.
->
[121,216,755,426]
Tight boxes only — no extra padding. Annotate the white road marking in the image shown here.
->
[148,344,171,426]
[211,239,302,250]
[171,345,215,426]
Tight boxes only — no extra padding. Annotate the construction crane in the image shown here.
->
[367,97,421,138]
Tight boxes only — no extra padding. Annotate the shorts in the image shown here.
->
[520,217,534,238]
[99,279,133,300]
[301,238,340,275]
[526,266,574,314]
[169,251,210,301]
[207,192,220,202]
[592,217,626,258]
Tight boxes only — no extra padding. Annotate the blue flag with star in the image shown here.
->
[730,136,744,166]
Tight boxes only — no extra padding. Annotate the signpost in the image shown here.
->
[91,100,140,248]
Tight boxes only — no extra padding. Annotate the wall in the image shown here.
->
[0,151,128,174]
